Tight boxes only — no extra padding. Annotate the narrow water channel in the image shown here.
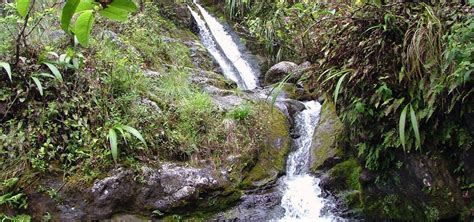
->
[188,3,340,221]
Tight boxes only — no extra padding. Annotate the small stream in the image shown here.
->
[189,3,339,221]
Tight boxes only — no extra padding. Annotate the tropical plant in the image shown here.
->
[60,0,138,47]
[108,124,147,162]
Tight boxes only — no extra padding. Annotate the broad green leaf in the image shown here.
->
[75,0,95,13]
[99,6,129,21]
[16,0,30,17]
[399,105,408,151]
[74,10,95,47]
[108,129,118,161]
[61,0,80,32]
[31,77,43,96]
[121,125,147,147]
[0,62,12,82]
[409,105,421,150]
[108,0,138,12]
[43,62,63,82]
[334,73,348,103]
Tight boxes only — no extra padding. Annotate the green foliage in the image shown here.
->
[73,10,95,47]
[293,3,474,171]
[61,0,80,32]
[108,124,147,162]
[0,178,28,211]
[0,214,31,222]
[16,0,30,17]
[61,0,137,46]
[229,104,252,121]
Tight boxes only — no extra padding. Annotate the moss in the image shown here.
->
[325,159,363,211]
[362,194,425,221]
[240,103,290,189]
[331,159,362,191]
[310,100,344,172]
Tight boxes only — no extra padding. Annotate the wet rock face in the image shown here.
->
[29,164,222,220]
[310,101,344,173]
[212,187,285,221]
[361,154,465,221]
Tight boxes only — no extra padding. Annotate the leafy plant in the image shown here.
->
[229,104,252,121]
[61,0,138,47]
[108,124,147,162]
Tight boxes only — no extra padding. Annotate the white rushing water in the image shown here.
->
[189,3,339,221]
[195,3,259,90]
[187,6,242,86]
[279,101,334,222]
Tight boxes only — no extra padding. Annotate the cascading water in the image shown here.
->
[195,3,259,90]
[188,4,339,221]
[279,101,335,221]
[187,6,243,86]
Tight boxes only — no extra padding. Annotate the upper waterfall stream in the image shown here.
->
[188,3,340,221]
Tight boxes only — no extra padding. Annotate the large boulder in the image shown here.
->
[27,164,224,220]
[264,61,312,85]
[264,61,298,85]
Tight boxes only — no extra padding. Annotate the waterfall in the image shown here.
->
[194,3,259,90]
[279,101,335,221]
[189,4,340,221]
[187,6,243,86]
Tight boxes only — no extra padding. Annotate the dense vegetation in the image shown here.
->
[214,0,473,219]
[0,1,282,219]
[0,0,472,220]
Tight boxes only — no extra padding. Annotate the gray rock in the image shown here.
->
[264,61,298,85]
[143,69,161,78]
[211,95,245,111]
[44,30,67,44]
[28,164,223,220]
[264,61,312,85]
[140,98,162,113]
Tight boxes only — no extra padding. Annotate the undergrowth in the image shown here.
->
[0,2,268,217]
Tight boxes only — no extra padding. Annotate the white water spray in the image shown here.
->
[195,3,259,90]
[279,101,335,222]
[188,6,242,85]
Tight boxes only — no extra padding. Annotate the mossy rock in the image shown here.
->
[240,103,291,189]
[310,100,344,173]
[321,159,363,213]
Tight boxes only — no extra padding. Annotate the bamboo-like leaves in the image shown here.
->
[108,129,118,162]
[399,105,408,151]
[74,10,95,47]
[334,73,348,103]
[31,77,43,96]
[399,104,422,151]
[43,62,63,82]
[108,125,147,162]
[120,125,147,146]
[16,0,30,17]
[409,105,421,150]
[0,62,12,82]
